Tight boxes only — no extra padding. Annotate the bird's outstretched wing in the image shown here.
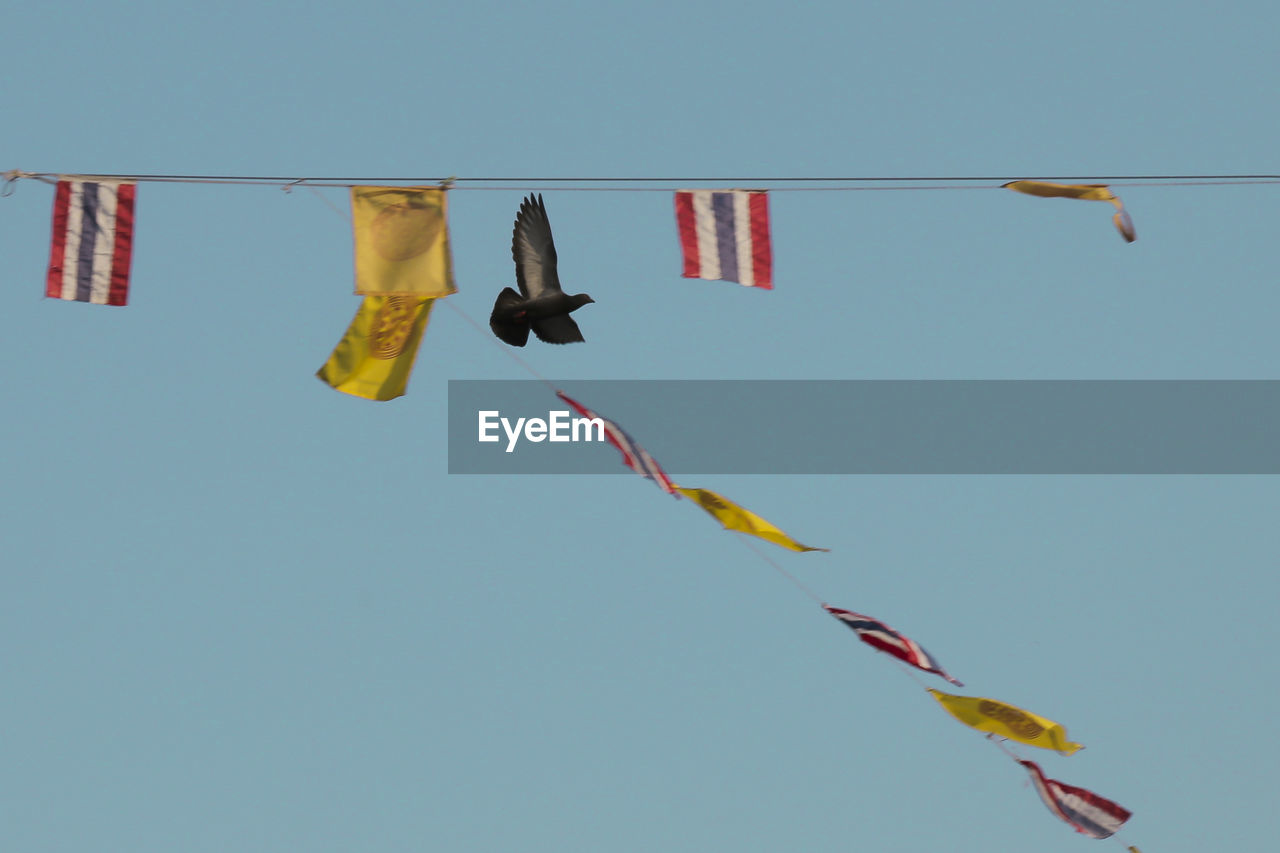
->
[512,194,561,299]
[532,314,585,344]
[490,287,531,347]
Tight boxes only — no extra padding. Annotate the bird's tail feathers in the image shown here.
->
[490,287,531,347]
[492,287,525,312]
[532,314,585,345]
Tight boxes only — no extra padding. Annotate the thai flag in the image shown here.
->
[674,190,772,289]
[556,391,677,496]
[45,178,137,306]
[823,605,963,686]
[1019,760,1132,839]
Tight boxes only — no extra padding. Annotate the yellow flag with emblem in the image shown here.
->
[675,486,829,553]
[1003,180,1136,243]
[317,295,435,401]
[351,186,457,296]
[927,688,1083,754]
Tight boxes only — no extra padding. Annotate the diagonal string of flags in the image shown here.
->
[552,387,1141,848]
[7,167,1196,848]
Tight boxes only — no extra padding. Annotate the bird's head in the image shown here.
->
[573,294,595,308]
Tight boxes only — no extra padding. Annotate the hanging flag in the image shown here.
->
[674,189,773,288]
[677,487,829,552]
[317,295,435,401]
[556,391,677,495]
[823,605,962,685]
[927,689,1083,754]
[45,177,137,306]
[1019,760,1132,839]
[351,186,457,296]
[1003,180,1136,243]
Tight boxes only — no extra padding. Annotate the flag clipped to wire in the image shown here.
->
[1003,180,1136,242]
[1018,760,1132,839]
[677,487,829,552]
[823,605,962,685]
[351,186,457,296]
[556,391,677,495]
[45,177,137,306]
[674,190,773,288]
[928,688,1083,754]
[317,295,435,401]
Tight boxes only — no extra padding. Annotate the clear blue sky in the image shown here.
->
[3,2,1277,850]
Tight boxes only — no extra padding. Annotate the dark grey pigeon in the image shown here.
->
[489,194,594,346]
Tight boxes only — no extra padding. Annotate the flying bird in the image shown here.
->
[490,194,594,346]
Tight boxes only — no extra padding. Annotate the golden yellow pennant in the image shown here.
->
[351,186,457,296]
[316,295,435,401]
[927,688,1083,754]
[675,486,829,553]
[1003,180,1136,243]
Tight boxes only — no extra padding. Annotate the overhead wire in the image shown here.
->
[5,168,1280,192]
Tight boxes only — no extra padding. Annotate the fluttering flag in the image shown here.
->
[1019,760,1132,839]
[316,295,435,401]
[927,689,1083,754]
[556,391,677,495]
[674,189,773,288]
[351,186,457,296]
[1003,180,1137,243]
[45,177,137,306]
[677,487,829,552]
[823,605,962,685]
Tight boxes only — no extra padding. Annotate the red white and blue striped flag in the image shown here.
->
[556,391,678,496]
[1019,760,1132,839]
[823,605,963,686]
[46,178,137,306]
[674,190,772,289]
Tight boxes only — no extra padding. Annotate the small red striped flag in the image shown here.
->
[45,178,137,306]
[674,190,772,289]
[823,605,963,686]
[556,390,678,496]
[1019,760,1132,839]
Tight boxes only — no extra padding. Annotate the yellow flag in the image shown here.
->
[927,688,1083,754]
[675,486,829,552]
[1004,180,1116,202]
[1003,180,1136,243]
[351,186,457,296]
[316,295,435,401]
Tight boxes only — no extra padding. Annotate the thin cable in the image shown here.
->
[447,174,1280,182]
[1109,178,1280,188]
[985,732,1024,762]
[303,185,349,220]
[893,659,933,691]
[10,169,1280,188]
[442,184,1002,192]
[439,299,558,393]
[737,536,825,604]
